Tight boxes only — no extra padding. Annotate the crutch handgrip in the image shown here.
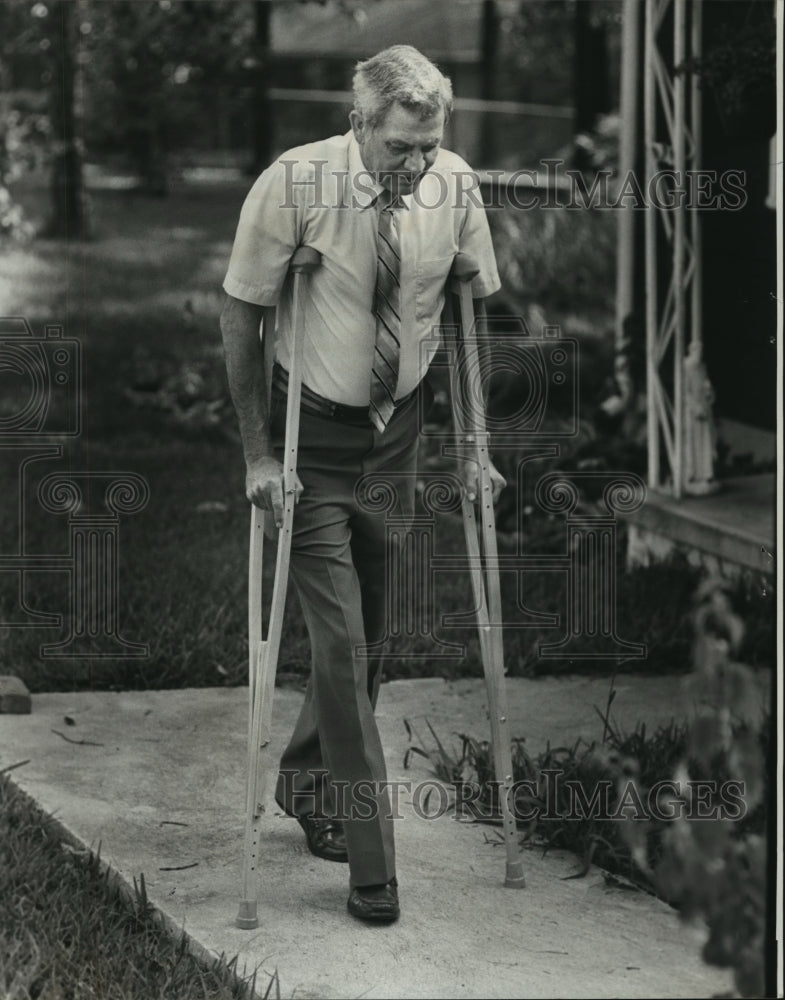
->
[450,252,480,288]
[290,246,322,273]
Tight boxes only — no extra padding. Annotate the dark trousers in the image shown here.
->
[270,386,420,887]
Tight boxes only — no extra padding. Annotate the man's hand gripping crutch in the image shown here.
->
[237,246,321,930]
[444,253,526,889]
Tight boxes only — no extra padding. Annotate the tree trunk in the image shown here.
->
[248,0,274,175]
[573,0,610,137]
[479,0,499,166]
[46,0,90,239]
[135,121,169,198]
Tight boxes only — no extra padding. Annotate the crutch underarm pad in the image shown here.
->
[290,246,322,273]
[449,252,480,287]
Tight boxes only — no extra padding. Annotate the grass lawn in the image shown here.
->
[0,771,267,1000]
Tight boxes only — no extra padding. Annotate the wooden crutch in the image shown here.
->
[444,253,526,889]
[236,246,321,929]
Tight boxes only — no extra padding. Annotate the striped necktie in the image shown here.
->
[370,188,404,433]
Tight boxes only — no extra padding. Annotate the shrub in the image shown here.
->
[405,578,770,995]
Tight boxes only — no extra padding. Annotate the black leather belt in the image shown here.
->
[272,362,417,427]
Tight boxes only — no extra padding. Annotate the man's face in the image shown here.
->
[350,102,444,197]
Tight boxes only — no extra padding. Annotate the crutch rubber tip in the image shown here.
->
[504,862,527,889]
[236,900,259,929]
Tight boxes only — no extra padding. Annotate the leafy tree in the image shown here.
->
[479,0,500,164]
[510,0,620,129]
[82,0,253,194]
[0,0,86,239]
[247,0,274,176]
[45,0,90,237]
[573,0,611,137]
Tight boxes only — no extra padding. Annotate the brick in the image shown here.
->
[0,676,32,714]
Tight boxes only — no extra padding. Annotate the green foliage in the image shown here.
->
[0,3,51,240]
[488,201,617,320]
[679,13,776,142]
[404,697,690,892]
[504,0,575,106]
[405,580,770,994]
[572,112,620,173]
[619,578,769,997]
[82,0,254,191]
[682,18,776,114]
[1,0,255,195]
[0,181,33,241]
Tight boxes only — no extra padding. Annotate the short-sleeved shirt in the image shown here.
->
[223,131,500,406]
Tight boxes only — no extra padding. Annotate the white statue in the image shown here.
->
[683,340,719,495]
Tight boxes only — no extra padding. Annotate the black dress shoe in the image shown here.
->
[296,814,348,863]
[347,877,399,923]
[275,798,348,862]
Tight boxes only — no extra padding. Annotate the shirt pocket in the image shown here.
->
[414,255,455,323]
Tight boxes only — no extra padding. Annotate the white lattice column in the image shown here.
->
[644,0,716,497]
[682,0,719,495]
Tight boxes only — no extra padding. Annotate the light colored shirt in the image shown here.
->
[223,132,500,406]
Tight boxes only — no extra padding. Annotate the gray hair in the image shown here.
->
[352,45,453,129]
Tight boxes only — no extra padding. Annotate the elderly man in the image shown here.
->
[221,44,503,923]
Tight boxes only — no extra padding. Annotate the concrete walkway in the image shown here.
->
[1,675,742,999]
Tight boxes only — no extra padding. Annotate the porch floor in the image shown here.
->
[625,474,776,575]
